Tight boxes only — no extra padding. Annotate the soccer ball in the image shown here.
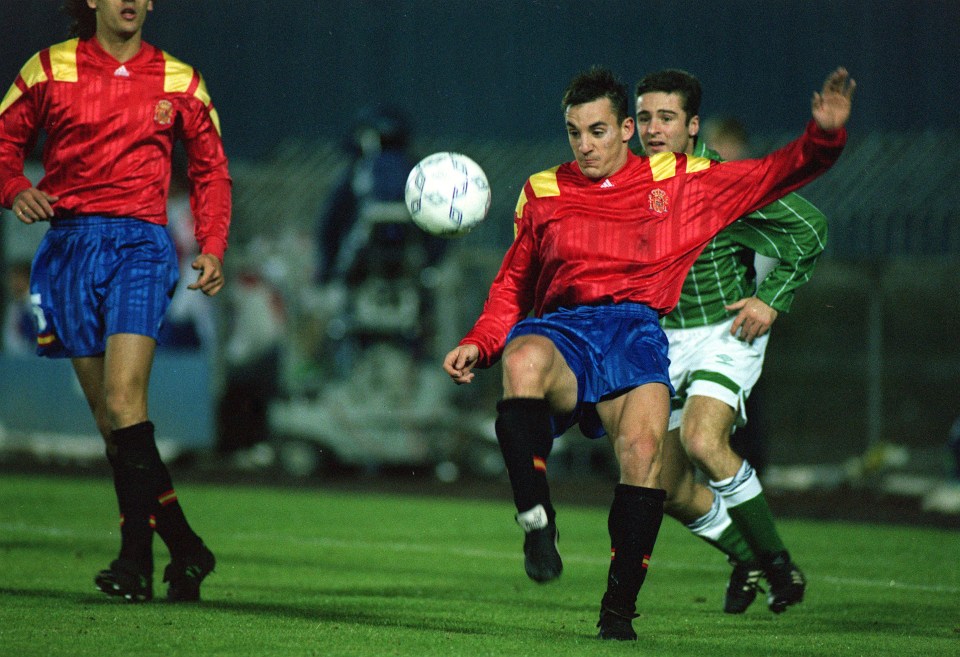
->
[404,152,491,237]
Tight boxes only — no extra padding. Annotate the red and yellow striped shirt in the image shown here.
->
[462,122,845,367]
[0,37,231,260]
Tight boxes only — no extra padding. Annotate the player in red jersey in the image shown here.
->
[0,0,231,602]
[443,66,853,640]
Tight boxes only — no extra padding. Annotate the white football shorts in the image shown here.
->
[665,316,769,432]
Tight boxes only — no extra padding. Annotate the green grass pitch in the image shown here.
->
[0,473,957,656]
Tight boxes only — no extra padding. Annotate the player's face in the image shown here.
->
[565,98,635,180]
[87,0,154,39]
[635,91,699,155]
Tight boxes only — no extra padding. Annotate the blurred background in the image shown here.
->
[1,1,959,518]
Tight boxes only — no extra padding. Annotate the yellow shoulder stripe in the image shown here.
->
[207,104,222,135]
[192,74,213,106]
[514,189,528,222]
[0,40,79,117]
[529,167,561,198]
[514,167,559,226]
[191,74,221,134]
[162,51,198,96]
[649,152,677,181]
[685,154,712,173]
[17,53,47,89]
[163,51,221,135]
[0,86,22,117]
[649,152,713,180]
[48,39,79,82]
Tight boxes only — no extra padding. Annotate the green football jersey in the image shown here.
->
[661,141,828,329]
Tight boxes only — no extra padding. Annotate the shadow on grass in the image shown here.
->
[228,580,592,615]
[0,586,587,640]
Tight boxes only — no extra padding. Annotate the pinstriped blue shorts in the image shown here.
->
[506,302,673,440]
[30,216,179,358]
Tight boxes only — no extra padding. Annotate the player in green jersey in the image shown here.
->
[635,69,826,614]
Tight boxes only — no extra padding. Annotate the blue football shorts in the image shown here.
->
[30,216,179,358]
[506,302,673,440]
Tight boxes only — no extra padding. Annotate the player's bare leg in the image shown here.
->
[681,395,805,613]
[593,384,668,640]
[73,336,154,601]
[661,427,713,524]
[75,334,213,602]
[497,335,577,583]
[661,424,760,613]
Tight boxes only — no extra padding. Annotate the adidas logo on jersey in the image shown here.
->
[114,65,130,77]
[600,179,614,188]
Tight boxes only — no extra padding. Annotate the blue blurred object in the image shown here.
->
[0,351,213,451]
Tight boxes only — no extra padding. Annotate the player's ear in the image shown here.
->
[688,114,700,139]
[622,116,636,142]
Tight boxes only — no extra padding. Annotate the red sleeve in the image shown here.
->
[0,66,42,207]
[680,121,846,242]
[460,187,539,368]
[179,74,231,261]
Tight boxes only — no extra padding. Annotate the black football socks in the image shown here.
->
[495,398,556,520]
[600,484,666,618]
[111,421,202,566]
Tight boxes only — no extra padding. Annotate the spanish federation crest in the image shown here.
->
[648,188,669,214]
[153,99,174,126]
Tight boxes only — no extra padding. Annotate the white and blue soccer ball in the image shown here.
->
[404,152,491,237]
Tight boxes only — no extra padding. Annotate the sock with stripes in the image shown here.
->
[113,422,202,562]
[685,489,756,563]
[600,484,666,618]
[495,398,556,520]
[710,460,786,560]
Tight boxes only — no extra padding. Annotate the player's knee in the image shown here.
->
[612,431,661,484]
[680,422,724,466]
[102,387,147,429]
[502,336,557,394]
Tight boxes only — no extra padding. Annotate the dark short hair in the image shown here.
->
[635,69,702,120]
[562,66,629,125]
[61,0,97,39]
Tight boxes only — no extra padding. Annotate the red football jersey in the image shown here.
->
[0,37,231,260]
[462,121,846,367]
